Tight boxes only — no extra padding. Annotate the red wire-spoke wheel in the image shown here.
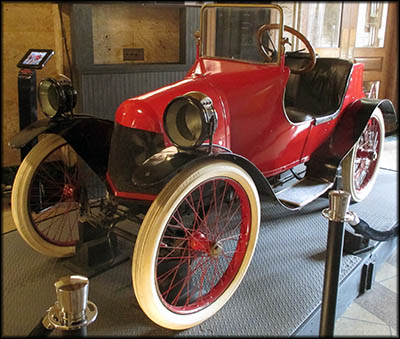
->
[133,160,260,330]
[11,134,84,257]
[342,107,385,202]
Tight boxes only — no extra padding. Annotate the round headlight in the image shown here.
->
[38,76,77,119]
[163,92,217,150]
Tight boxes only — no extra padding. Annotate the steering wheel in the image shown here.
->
[256,25,278,63]
[257,24,316,74]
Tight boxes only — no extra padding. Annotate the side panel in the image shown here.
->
[201,58,312,176]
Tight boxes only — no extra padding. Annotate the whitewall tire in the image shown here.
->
[132,160,260,330]
[11,134,80,257]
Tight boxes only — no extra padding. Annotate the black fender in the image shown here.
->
[9,115,114,179]
[131,145,287,207]
[307,98,397,183]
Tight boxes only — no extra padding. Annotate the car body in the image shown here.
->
[9,3,397,330]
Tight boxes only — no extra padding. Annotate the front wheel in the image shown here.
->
[342,107,385,202]
[132,160,260,330]
[12,134,85,257]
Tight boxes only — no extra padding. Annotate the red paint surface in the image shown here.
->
[113,57,365,180]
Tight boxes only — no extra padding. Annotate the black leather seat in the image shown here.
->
[284,106,314,123]
[284,57,353,124]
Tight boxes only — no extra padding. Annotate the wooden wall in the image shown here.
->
[74,5,200,121]
[92,4,181,64]
[2,2,71,167]
[385,1,398,114]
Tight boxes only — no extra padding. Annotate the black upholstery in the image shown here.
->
[284,57,353,123]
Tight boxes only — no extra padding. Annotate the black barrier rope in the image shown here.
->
[350,219,398,241]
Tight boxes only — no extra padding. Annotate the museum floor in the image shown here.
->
[334,134,398,337]
[2,134,398,336]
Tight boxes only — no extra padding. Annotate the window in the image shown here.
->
[201,5,282,64]
[297,2,342,48]
[355,2,388,48]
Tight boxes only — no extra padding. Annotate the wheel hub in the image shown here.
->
[353,116,381,193]
[62,184,75,199]
[189,230,211,253]
[189,230,222,257]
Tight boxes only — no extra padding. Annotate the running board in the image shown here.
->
[275,178,333,208]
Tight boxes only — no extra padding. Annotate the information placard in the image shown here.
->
[17,49,54,69]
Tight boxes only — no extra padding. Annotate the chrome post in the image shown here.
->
[46,275,98,336]
[319,190,354,337]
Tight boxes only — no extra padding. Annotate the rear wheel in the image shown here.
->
[12,134,85,257]
[132,160,260,330]
[342,108,385,202]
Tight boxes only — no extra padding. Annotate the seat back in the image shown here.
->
[285,57,353,120]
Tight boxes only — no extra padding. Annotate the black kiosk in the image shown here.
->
[16,49,54,159]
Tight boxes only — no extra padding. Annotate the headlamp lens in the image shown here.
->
[164,92,218,150]
[175,100,203,142]
[38,78,60,118]
[38,76,77,119]
[164,96,210,149]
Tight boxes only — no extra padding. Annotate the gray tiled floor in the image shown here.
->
[335,134,398,337]
[335,248,398,337]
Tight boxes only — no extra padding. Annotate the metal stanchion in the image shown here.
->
[319,189,398,336]
[319,190,353,337]
[28,310,55,337]
[29,275,97,337]
[49,275,98,336]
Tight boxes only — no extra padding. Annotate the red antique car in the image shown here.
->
[9,3,396,330]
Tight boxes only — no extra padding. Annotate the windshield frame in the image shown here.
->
[199,3,284,65]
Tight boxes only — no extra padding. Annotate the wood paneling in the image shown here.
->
[2,2,68,167]
[381,1,398,113]
[60,4,74,79]
[354,57,383,71]
[92,4,181,64]
[74,6,200,120]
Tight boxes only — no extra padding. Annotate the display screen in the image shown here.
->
[17,49,54,69]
